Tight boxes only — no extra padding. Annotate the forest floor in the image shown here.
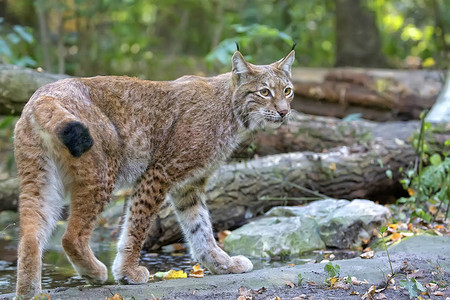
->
[2,235,448,300]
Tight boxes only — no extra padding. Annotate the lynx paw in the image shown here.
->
[77,261,108,285]
[228,255,253,273]
[207,254,253,274]
[115,266,150,285]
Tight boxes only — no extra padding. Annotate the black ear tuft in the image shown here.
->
[235,41,240,52]
[291,42,297,51]
[58,121,94,157]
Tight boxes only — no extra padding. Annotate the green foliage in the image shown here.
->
[206,24,294,72]
[399,278,426,299]
[378,226,394,276]
[324,262,340,278]
[398,113,450,223]
[297,273,303,285]
[1,0,448,77]
[368,0,450,67]
[0,18,36,67]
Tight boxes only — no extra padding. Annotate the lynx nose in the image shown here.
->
[277,109,289,118]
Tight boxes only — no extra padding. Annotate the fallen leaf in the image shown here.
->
[288,263,295,267]
[350,277,367,286]
[391,232,402,241]
[285,281,295,288]
[329,162,336,171]
[375,293,387,299]
[189,263,205,278]
[360,251,375,259]
[217,230,231,244]
[388,224,398,230]
[361,285,376,300]
[407,269,425,279]
[155,269,187,280]
[425,282,438,292]
[432,291,444,296]
[192,290,197,295]
[428,205,438,215]
[328,277,338,288]
[107,294,123,300]
[407,188,415,196]
[434,224,444,230]
[334,280,350,290]
[350,291,360,295]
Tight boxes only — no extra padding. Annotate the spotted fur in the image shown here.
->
[14,50,295,298]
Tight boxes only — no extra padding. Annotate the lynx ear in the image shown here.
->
[276,50,295,77]
[232,51,252,75]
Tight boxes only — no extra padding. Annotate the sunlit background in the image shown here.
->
[1,0,448,80]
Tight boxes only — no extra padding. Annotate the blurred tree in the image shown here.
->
[0,0,448,79]
[335,0,386,67]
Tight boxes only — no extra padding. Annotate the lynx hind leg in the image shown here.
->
[173,180,253,274]
[113,169,167,284]
[61,159,115,285]
[15,130,64,297]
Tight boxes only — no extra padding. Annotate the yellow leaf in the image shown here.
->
[107,294,123,300]
[164,269,187,279]
[329,277,338,288]
[422,57,435,67]
[189,263,205,278]
[217,230,231,244]
[407,188,415,196]
[391,232,402,241]
[329,162,336,171]
[388,224,398,231]
[428,206,438,214]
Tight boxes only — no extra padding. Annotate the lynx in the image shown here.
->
[14,50,295,297]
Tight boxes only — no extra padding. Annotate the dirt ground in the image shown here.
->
[2,235,449,300]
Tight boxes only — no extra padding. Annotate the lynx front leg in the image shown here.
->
[112,169,168,284]
[173,180,253,274]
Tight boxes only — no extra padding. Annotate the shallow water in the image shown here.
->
[0,211,358,295]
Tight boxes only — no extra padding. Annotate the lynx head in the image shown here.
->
[231,50,295,130]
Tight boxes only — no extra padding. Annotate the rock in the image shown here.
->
[318,199,390,248]
[224,199,390,257]
[224,215,324,258]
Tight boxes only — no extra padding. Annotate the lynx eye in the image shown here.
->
[284,87,292,96]
[260,88,270,97]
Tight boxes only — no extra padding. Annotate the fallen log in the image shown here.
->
[144,138,416,250]
[233,112,422,158]
[0,64,67,115]
[291,68,444,121]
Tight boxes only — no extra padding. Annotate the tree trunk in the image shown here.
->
[335,0,386,67]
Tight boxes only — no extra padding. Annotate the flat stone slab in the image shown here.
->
[3,235,449,299]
